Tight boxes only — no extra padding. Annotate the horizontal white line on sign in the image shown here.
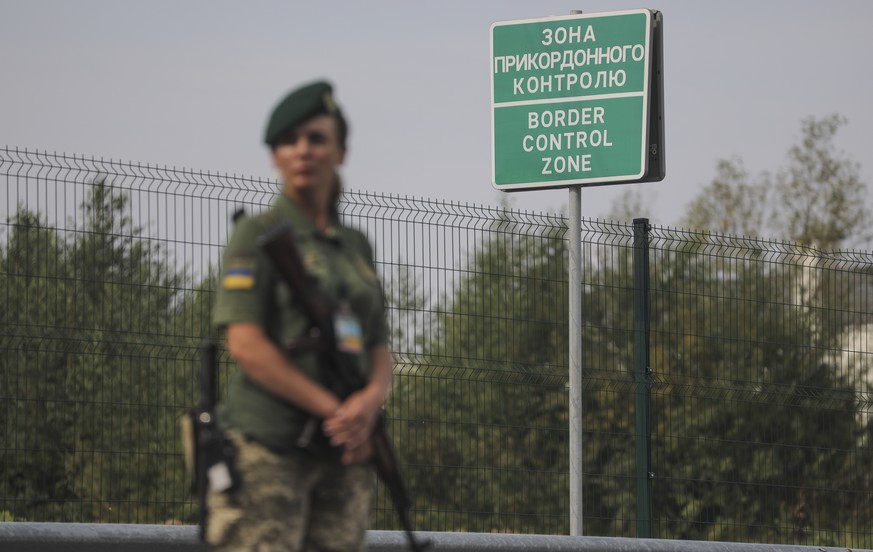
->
[493,91,644,109]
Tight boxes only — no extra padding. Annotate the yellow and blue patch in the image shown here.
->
[223,258,256,290]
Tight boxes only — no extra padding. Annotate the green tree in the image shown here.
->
[656,115,873,544]
[0,180,190,523]
[392,217,573,534]
[681,114,869,249]
[0,210,78,520]
[387,216,644,537]
[682,158,768,237]
[648,243,862,543]
[773,115,868,249]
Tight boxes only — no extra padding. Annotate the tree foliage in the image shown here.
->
[682,158,767,237]
[653,113,873,543]
[681,114,869,249]
[1,114,871,546]
[386,219,573,534]
[647,239,871,543]
[774,115,868,248]
[388,115,873,543]
[0,180,198,523]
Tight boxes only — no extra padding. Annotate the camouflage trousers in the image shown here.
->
[205,430,374,552]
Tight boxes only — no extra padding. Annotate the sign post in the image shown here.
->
[490,9,664,537]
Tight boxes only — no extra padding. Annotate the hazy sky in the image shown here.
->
[3,0,872,227]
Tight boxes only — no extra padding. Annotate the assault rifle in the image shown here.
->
[179,338,238,542]
[258,222,430,552]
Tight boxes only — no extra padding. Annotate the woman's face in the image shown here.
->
[272,114,345,200]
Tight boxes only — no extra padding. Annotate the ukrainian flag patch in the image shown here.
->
[223,258,256,290]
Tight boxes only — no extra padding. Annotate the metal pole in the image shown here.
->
[569,186,583,535]
[569,9,586,537]
[632,218,653,537]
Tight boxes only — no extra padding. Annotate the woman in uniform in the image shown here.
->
[208,80,393,551]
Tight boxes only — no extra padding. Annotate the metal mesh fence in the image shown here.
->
[1,147,871,546]
[644,230,873,545]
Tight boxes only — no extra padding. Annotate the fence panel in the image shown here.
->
[1,147,871,546]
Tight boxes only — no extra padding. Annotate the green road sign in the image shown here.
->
[490,9,664,191]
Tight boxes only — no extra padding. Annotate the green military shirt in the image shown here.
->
[212,193,389,452]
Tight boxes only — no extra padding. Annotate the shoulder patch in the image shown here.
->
[223,256,257,290]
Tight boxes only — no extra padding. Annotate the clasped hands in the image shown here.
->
[322,387,382,465]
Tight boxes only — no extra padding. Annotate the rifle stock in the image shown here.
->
[193,338,239,541]
[258,222,430,552]
[196,338,217,540]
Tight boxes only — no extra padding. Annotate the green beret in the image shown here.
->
[263,80,344,146]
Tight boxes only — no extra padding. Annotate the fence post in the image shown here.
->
[633,218,653,538]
